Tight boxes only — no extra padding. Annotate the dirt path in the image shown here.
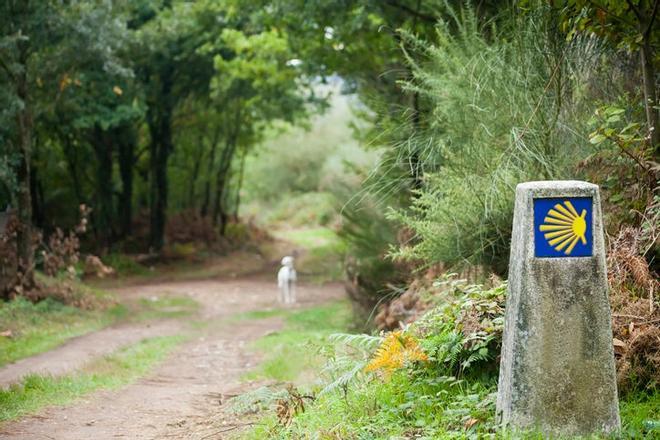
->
[0,321,184,388]
[0,277,345,439]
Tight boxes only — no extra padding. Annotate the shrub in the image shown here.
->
[389,4,621,275]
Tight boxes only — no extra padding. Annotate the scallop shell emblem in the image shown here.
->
[538,200,587,255]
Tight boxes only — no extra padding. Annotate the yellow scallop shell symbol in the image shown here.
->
[539,201,587,255]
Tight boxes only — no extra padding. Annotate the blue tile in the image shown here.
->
[533,197,593,258]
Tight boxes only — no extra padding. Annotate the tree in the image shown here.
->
[130,0,229,251]
[205,27,307,232]
[558,0,660,150]
[0,0,63,289]
[43,0,138,247]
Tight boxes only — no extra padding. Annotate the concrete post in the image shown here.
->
[496,181,620,436]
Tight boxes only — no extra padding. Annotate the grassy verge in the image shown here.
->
[0,335,184,423]
[620,391,660,438]
[243,372,659,439]
[0,291,198,368]
[238,279,658,439]
[240,300,352,382]
[0,297,126,367]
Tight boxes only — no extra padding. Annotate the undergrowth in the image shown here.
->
[239,278,659,439]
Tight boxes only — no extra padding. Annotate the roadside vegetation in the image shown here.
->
[0,283,198,369]
[237,278,658,439]
[239,300,352,382]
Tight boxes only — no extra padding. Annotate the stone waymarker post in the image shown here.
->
[496,181,620,436]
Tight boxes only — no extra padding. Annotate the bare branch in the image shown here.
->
[644,0,660,38]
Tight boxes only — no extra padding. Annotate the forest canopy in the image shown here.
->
[0,0,658,305]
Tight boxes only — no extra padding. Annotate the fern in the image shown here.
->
[319,358,368,396]
[228,386,289,415]
[365,331,428,378]
[328,333,383,352]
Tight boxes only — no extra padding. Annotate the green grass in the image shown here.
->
[0,335,184,422]
[0,297,126,367]
[273,226,342,249]
[242,373,659,439]
[273,227,347,282]
[0,292,196,368]
[134,295,199,321]
[233,309,287,321]
[620,390,660,438]
[242,300,352,382]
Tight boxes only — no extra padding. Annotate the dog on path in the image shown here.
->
[277,256,297,304]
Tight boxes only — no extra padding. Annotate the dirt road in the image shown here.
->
[0,276,345,439]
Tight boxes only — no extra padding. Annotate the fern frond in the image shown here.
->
[319,359,368,396]
[329,333,383,351]
[228,386,289,415]
[365,331,428,378]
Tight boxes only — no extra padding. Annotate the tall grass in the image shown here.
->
[389,5,612,274]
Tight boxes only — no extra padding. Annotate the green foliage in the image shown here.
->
[242,301,352,382]
[557,0,659,52]
[389,4,619,274]
[241,90,376,229]
[340,193,406,313]
[262,193,339,228]
[585,103,656,230]
[414,277,506,376]
[243,276,658,439]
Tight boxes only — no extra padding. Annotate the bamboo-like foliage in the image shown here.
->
[388,4,615,274]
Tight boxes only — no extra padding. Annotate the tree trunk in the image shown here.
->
[148,130,170,252]
[211,125,239,230]
[147,68,174,252]
[91,126,114,249]
[61,135,84,205]
[117,125,135,238]
[15,48,34,287]
[200,125,222,217]
[231,147,248,221]
[187,132,205,208]
[640,37,659,151]
[211,143,236,229]
[29,156,45,230]
[211,157,229,228]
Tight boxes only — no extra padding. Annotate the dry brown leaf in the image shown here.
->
[613,338,627,348]
[464,418,479,430]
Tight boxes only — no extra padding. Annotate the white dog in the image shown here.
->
[277,256,297,304]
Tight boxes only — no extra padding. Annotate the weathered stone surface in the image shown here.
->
[496,181,620,436]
